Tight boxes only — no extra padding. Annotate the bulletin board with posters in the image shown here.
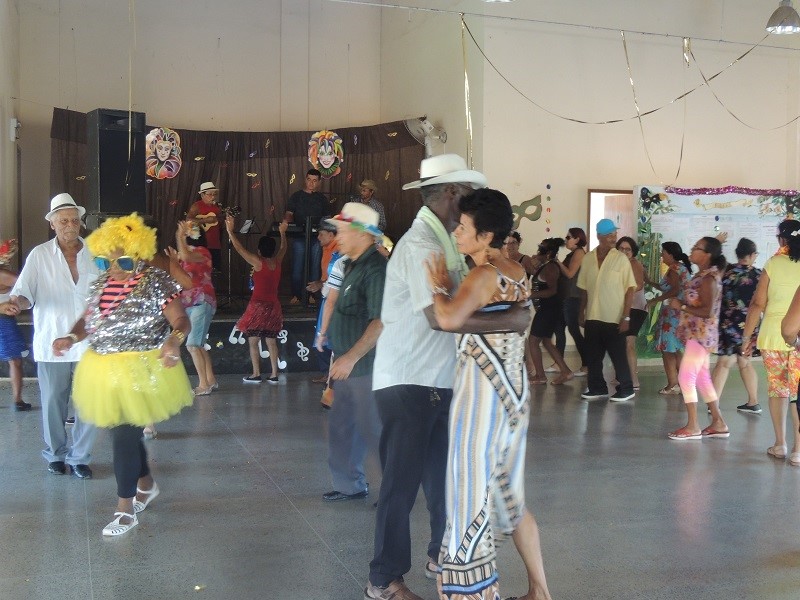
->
[634,185,798,358]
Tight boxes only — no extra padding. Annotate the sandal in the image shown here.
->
[789,452,800,466]
[143,426,156,440]
[194,386,212,396]
[133,482,160,513]
[767,445,787,459]
[668,427,702,440]
[424,558,440,580]
[528,376,548,385]
[658,385,682,395]
[102,511,138,536]
[550,372,574,385]
[701,426,730,438]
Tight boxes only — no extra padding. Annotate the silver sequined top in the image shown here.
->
[84,267,181,354]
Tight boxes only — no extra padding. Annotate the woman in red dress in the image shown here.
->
[226,216,288,383]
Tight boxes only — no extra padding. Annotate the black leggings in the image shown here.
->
[110,424,150,499]
[555,297,587,367]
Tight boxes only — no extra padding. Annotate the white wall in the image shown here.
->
[0,0,19,242]
[17,0,382,249]
[378,0,800,253]
[17,0,800,255]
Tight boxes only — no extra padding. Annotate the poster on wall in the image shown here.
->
[635,185,796,358]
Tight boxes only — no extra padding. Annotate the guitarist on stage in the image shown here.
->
[187,181,222,271]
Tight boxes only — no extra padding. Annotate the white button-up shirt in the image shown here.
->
[373,216,465,391]
[11,237,99,362]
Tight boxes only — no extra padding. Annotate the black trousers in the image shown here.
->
[369,385,451,587]
[584,320,633,395]
[110,424,150,499]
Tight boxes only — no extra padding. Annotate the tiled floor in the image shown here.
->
[1,362,799,600]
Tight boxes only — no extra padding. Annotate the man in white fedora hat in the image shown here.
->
[366,154,487,600]
[321,202,386,505]
[187,181,222,270]
[9,193,99,478]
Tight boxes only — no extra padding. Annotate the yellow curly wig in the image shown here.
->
[86,213,156,260]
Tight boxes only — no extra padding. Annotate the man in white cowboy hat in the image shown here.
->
[9,193,99,478]
[366,154,487,600]
[357,179,387,233]
[320,202,386,504]
[186,181,222,270]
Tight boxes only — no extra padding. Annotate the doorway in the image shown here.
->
[587,189,635,249]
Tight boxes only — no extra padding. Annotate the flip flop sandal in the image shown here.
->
[789,452,800,466]
[133,482,160,513]
[550,373,574,385]
[701,426,730,438]
[668,428,702,440]
[102,511,138,536]
[768,445,787,459]
[659,385,682,395]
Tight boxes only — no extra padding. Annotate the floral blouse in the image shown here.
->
[717,264,761,355]
[678,266,722,352]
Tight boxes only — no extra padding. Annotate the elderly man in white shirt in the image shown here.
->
[9,194,99,478]
[365,155,488,600]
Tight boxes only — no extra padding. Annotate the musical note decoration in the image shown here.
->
[228,327,246,345]
[296,341,310,362]
[277,330,288,344]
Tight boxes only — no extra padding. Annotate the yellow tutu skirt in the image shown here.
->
[73,348,194,427]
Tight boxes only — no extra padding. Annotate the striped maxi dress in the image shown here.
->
[438,267,531,600]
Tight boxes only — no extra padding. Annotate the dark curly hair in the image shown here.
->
[258,235,277,258]
[537,237,565,259]
[616,236,640,257]
[458,188,514,249]
[778,219,800,262]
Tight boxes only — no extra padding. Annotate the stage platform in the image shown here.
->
[0,298,323,378]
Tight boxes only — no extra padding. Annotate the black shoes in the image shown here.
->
[322,487,369,502]
[70,464,93,479]
[737,403,762,414]
[48,461,67,475]
[47,462,92,478]
[14,401,32,412]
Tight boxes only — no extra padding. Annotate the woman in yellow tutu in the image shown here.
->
[52,213,193,537]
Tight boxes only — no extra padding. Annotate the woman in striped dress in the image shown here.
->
[426,188,552,600]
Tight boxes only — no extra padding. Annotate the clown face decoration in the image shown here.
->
[308,130,344,179]
[145,127,182,179]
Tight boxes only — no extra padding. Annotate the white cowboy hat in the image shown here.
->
[44,193,86,221]
[402,154,487,191]
[326,202,383,237]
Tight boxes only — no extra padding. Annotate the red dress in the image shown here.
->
[236,258,283,337]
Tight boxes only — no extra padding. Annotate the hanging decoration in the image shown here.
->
[308,130,344,178]
[145,127,182,179]
[511,195,543,229]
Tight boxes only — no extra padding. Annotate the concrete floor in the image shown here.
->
[1,363,799,600]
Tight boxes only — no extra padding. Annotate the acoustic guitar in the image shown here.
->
[193,206,242,231]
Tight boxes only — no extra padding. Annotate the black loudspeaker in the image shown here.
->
[86,108,147,218]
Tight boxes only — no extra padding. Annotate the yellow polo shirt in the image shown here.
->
[577,247,636,323]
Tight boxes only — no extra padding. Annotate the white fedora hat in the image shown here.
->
[402,154,487,191]
[44,193,86,221]
[199,181,218,193]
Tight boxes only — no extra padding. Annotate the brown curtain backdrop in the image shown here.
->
[50,108,425,297]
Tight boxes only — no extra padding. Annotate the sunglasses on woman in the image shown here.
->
[94,256,136,271]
